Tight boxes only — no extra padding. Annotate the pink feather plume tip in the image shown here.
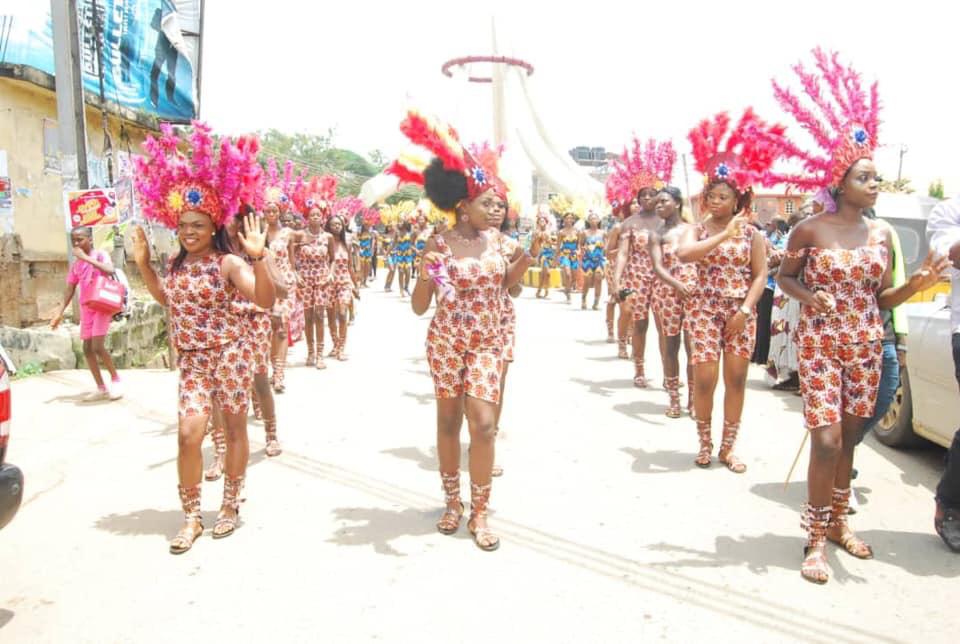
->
[605,137,675,207]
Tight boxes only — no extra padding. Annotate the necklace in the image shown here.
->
[448,227,485,247]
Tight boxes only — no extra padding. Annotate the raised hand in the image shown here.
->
[419,251,446,280]
[907,249,951,293]
[238,212,267,259]
[132,225,151,266]
[724,214,748,240]
[72,246,89,262]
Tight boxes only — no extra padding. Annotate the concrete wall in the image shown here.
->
[0,76,152,260]
[0,300,169,372]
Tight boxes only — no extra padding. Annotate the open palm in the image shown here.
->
[238,212,267,259]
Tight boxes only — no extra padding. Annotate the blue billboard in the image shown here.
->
[0,1,198,122]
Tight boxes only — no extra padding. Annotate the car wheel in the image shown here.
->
[874,368,920,448]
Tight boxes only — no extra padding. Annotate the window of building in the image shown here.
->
[784,200,795,215]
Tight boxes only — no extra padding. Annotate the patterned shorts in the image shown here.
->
[798,341,882,429]
[328,281,353,308]
[246,312,272,376]
[177,339,252,417]
[301,278,329,310]
[426,339,503,404]
[684,297,756,364]
[625,277,654,322]
[652,283,684,337]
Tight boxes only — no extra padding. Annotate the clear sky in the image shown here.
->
[200,0,960,196]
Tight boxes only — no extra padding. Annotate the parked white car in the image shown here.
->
[875,296,959,448]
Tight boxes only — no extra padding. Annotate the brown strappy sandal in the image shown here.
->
[436,471,464,535]
[170,484,203,555]
[664,376,682,419]
[212,476,244,539]
[801,503,832,584]
[828,487,873,559]
[204,425,226,481]
[633,359,649,388]
[468,482,500,552]
[695,418,713,468]
[718,420,747,474]
[264,418,282,457]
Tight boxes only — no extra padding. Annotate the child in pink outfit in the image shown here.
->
[51,227,122,401]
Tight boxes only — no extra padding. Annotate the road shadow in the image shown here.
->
[44,392,115,407]
[146,446,268,472]
[405,368,431,378]
[621,447,699,473]
[585,355,624,363]
[570,377,634,397]
[861,433,944,493]
[94,508,223,537]
[646,534,868,584]
[575,339,613,347]
[401,390,435,406]
[381,444,472,471]
[857,529,960,578]
[750,480,808,512]
[327,506,441,556]
[613,400,670,426]
[0,609,12,629]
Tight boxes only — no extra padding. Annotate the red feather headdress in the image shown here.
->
[605,137,675,208]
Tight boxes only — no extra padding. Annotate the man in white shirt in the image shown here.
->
[927,194,960,552]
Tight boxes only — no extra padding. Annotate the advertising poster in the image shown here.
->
[64,188,119,229]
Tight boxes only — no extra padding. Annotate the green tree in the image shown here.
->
[929,179,945,200]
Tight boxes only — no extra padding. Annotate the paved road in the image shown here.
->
[3,286,957,643]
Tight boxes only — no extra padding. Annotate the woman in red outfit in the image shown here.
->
[649,187,695,417]
[769,49,947,584]
[133,124,275,554]
[610,138,677,387]
[293,177,337,369]
[678,109,788,474]
[326,214,359,360]
[389,111,534,551]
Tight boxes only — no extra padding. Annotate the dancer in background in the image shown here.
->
[604,199,630,353]
[326,214,360,360]
[769,49,946,583]
[395,221,414,297]
[133,123,275,553]
[534,211,556,299]
[556,212,581,304]
[649,187,695,417]
[580,210,606,310]
[294,176,337,370]
[679,109,787,473]
[611,137,677,387]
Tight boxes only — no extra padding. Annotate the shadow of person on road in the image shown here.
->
[620,447,699,473]
[145,445,268,472]
[0,609,13,629]
[381,444,472,471]
[401,390,435,406]
[94,508,222,537]
[646,534,869,584]
[570,377,634,398]
[574,339,612,347]
[613,401,669,426]
[750,480,809,512]
[44,392,114,406]
[859,433,944,493]
[327,506,442,556]
[855,529,960,578]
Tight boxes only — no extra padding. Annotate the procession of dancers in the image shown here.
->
[54,48,956,583]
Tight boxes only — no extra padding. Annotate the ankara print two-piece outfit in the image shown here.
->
[684,224,758,364]
[652,238,697,337]
[621,227,655,321]
[164,254,252,417]
[425,235,508,404]
[296,233,331,311]
[790,231,886,429]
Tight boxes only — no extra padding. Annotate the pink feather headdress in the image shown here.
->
[387,109,506,201]
[262,158,298,213]
[331,196,365,223]
[133,121,261,230]
[293,175,338,220]
[688,109,788,193]
[605,137,676,208]
[767,48,880,210]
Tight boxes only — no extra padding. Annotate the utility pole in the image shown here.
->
[896,144,909,183]
[51,0,89,320]
[681,153,693,221]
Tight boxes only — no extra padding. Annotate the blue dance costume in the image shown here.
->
[581,231,606,274]
[558,232,579,270]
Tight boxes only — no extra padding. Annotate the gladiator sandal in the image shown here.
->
[264,418,282,457]
[606,317,615,343]
[801,503,832,584]
[695,418,713,468]
[204,424,226,481]
[828,487,874,559]
[664,376,682,419]
[316,339,327,370]
[468,482,500,552]
[436,471,464,535]
[213,475,244,539]
[633,358,649,388]
[617,340,629,360]
[718,420,747,474]
[687,388,695,418]
[305,345,316,367]
[170,484,203,555]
